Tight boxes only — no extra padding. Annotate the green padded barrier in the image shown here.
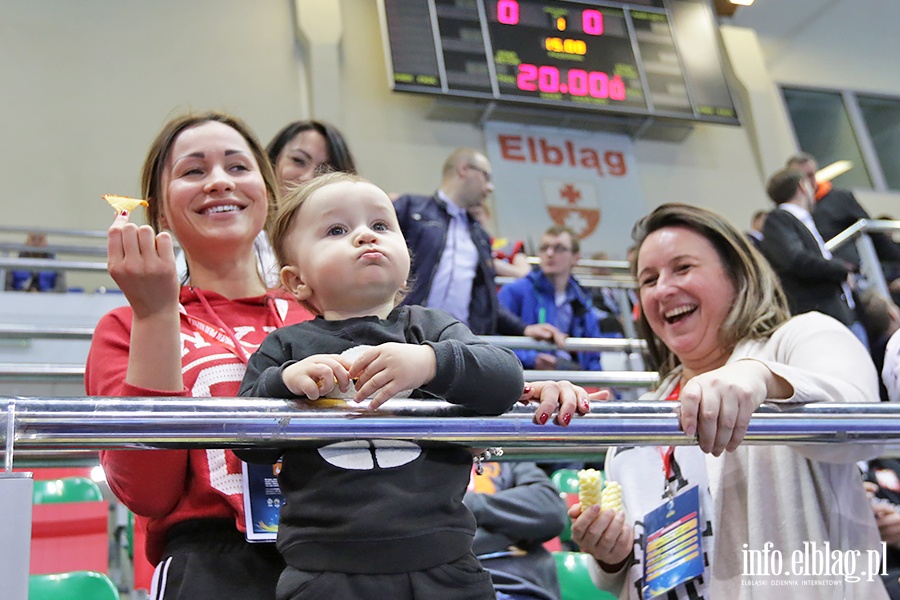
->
[554,551,617,600]
[32,477,103,505]
[28,570,119,600]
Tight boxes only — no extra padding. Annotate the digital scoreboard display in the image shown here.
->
[379,0,739,125]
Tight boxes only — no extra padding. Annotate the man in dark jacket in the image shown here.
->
[760,168,856,326]
[393,148,563,342]
[787,153,900,269]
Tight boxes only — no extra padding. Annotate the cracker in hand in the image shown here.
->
[103,194,148,213]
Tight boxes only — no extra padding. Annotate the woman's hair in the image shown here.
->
[141,111,278,234]
[630,203,790,378]
[266,120,358,176]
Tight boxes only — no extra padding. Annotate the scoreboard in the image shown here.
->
[379,0,740,126]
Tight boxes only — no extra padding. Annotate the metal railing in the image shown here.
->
[2,397,898,468]
[825,218,900,301]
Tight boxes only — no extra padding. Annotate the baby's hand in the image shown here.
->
[349,343,437,409]
[282,355,352,399]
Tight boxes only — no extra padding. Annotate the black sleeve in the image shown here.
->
[415,308,524,415]
[236,331,298,464]
[496,304,527,336]
[761,210,850,283]
[464,462,567,544]
[239,331,299,399]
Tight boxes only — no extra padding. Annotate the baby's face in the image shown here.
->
[283,181,410,319]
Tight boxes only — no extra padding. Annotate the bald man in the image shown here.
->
[393,148,562,343]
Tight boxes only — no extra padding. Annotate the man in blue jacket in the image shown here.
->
[393,148,563,343]
[499,225,607,370]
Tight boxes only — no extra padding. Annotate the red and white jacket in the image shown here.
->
[85,286,312,564]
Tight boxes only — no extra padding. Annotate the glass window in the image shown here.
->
[857,94,900,191]
[782,87,873,189]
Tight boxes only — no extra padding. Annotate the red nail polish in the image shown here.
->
[562,413,571,425]
[121,210,128,216]
[539,412,549,424]
[523,386,532,394]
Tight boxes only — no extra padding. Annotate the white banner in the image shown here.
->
[484,122,646,259]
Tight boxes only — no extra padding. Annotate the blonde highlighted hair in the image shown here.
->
[630,203,790,379]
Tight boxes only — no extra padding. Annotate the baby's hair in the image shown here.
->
[271,171,364,271]
[270,171,412,313]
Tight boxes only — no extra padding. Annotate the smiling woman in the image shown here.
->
[85,111,313,600]
[528,204,889,599]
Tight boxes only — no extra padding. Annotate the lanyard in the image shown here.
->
[658,380,682,496]
[187,287,284,365]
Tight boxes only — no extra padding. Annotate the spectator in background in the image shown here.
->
[787,153,900,271]
[858,289,900,402]
[499,225,611,371]
[4,232,67,292]
[393,148,564,344]
[266,120,358,195]
[862,459,900,599]
[760,168,858,330]
[466,461,567,600]
[745,209,767,249]
[468,201,532,279]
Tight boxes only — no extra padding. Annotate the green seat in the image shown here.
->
[550,468,582,494]
[28,570,119,600]
[32,477,103,505]
[554,551,617,600]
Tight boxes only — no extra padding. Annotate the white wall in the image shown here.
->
[2,0,899,287]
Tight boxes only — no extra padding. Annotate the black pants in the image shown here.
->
[276,553,496,600]
[150,519,285,600]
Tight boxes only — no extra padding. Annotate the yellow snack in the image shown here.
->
[577,468,603,508]
[103,194,149,213]
[600,480,624,512]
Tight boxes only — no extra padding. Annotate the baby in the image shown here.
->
[238,171,524,600]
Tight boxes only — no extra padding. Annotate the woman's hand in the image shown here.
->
[107,210,179,319]
[520,380,609,426]
[679,360,789,456]
[282,355,352,399]
[569,503,634,570]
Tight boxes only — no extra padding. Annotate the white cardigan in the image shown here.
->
[590,312,888,600]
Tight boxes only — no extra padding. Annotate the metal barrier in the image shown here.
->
[2,397,898,466]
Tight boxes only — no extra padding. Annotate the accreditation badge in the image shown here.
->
[642,484,704,599]
[241,460,283,542]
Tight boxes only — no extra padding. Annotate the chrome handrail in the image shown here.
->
[2,397,898,456]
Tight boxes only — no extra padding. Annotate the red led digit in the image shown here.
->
[517,63,538,91]
[568,69,588,96]
[497,0,519,25]
[538,65,560,93]
[582,9,604,35]
[609,74,626,101]
[589,71,609,99]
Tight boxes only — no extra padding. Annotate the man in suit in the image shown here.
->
[760,168,856,327]
[787,152,900,269]
[392,148,564,343]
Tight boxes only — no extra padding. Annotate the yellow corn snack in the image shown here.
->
[600,480,623,512]
[577,468,603,507]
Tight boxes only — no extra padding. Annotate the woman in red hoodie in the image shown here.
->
[85,112,312,600]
